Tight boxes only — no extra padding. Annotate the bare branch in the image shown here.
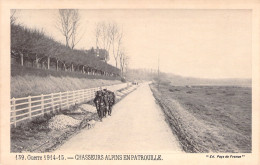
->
[10,10,17,25]
[95,21,116,62]
[118,48,128,77]
[56,9,81,49]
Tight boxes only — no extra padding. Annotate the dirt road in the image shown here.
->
[55,83,183,153]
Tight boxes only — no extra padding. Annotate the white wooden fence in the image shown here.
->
[10,83,128,127]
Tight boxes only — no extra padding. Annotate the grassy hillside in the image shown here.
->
[11,75,121,98]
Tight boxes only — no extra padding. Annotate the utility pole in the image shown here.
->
[157,55,160,91]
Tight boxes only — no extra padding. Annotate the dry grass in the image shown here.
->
[10,107,99,153]
[150,83,251,153]
[11,75,121,98]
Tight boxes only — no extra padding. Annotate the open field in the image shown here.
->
[150,82,251,153]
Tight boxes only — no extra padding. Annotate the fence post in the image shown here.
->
[91,89,94,99]
[80,90,82,103]
[78,90,80,103]
[76,90,79,104]
[82,90,85,102]
[66,91,69,108]
[89,89,92,100]
[75,90,78,104]
[41,94,44,115]
[28,96,32,119]
[51,93,54,112]
[59,92,62,110]
[73,90,75,105]
[74,90,76,104]
[11,97,16,127]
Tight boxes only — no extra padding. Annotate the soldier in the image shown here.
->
[93,89,108,121]
[103,89,115,116]
[93,90,102,121]
[101,89,109,117]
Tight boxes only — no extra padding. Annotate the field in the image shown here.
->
[150,82,251,153]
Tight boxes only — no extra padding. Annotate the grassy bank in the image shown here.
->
[11,75,121,98]
[150,83,251,153]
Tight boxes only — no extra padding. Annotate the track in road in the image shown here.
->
[55,83,183,153]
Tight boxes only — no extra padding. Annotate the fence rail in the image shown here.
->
[10,83,128,127]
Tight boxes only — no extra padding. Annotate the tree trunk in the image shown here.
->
[56,59,59,71]
[35,54,39,68]
[47,56,50,69]
[20,53,23,66]
[41,61,44,69]
[31,57,34,67]
[66,36,69,48]
[82,66,85,73]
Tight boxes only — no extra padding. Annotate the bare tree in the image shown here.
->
[123,54,129,78]
[56,9,82,49]
[95,23,101,49]
[110,23,123,68]
[119,49,129,77]
[95,22,113,63]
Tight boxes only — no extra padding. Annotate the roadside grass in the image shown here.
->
[11,75,121,98]
[150,83,251,153]
[11,105,99,153]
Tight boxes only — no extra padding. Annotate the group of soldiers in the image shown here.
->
[93,88,116,121]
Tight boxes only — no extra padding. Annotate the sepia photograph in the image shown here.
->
[9,8,252,153]
[1,0,260,165]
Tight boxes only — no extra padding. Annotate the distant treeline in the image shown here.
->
[11,24,120,77]
[126,68,157,81]
[126,68,251,87]
[159,72,252,87]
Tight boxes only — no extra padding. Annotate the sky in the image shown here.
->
[15,9,251,79]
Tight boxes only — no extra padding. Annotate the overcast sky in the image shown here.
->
[16,9,251,79]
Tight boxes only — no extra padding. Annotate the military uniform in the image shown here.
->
[93,90,108,121]
[93,89,115,121]
[102,89,115,115]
